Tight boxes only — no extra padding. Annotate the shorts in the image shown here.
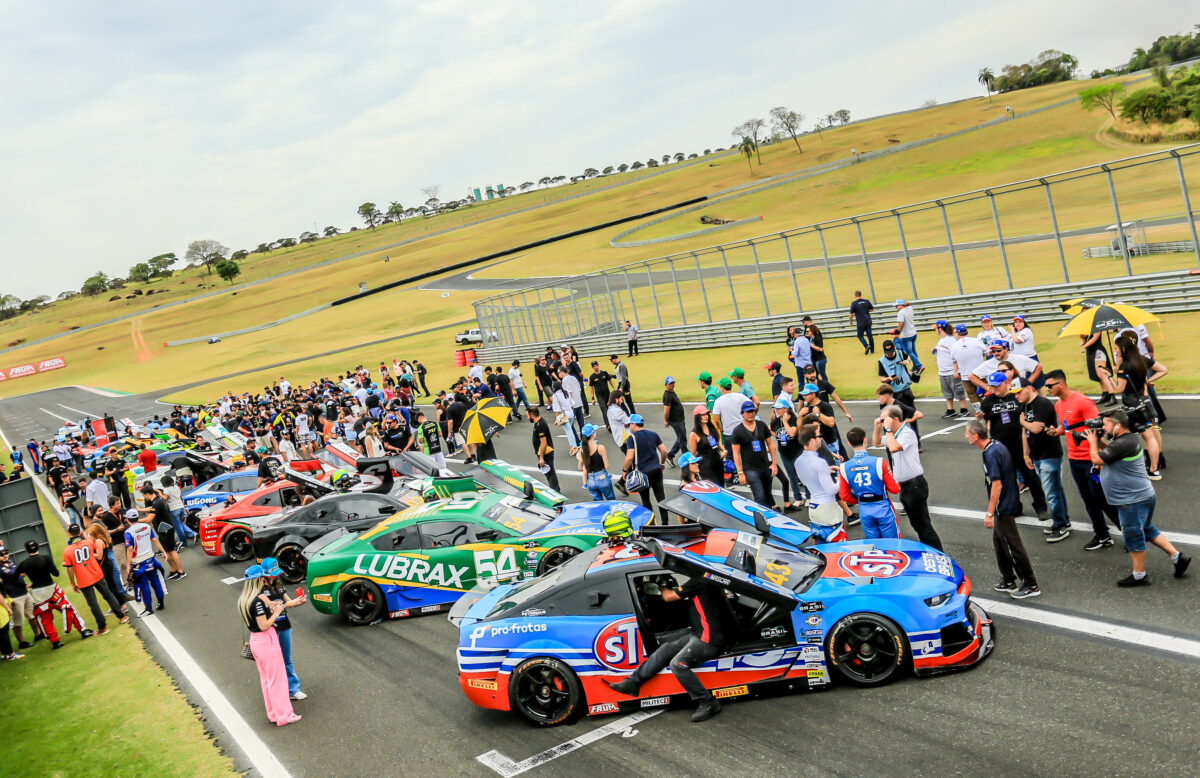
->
[808,501,844,526]
[6,593,34,626]
[1117,496,1159,553]
[298,432,315,443]
[159,534,178,554]
[939,374,966,400]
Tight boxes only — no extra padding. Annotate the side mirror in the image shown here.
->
[523,480,535,501]
[752,510,771,537]
[378,504,398,515]
[476,529,499,542]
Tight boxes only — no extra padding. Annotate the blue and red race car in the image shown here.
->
[451,496,994,726]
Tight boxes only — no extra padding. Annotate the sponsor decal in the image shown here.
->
[0,370,5,381]
[521,607,546,617]
[800,601,824,613]
[802,628,822,637]
[420,605,441,613]
[806,668,827,679]
[524,541,539,548]
[922,552,955,577]
[589,702,620,714]
[467,622,548,648]
[800,646,822,659]
[389,609,410,618]
[474,547,520,582]
[594,617,646,671]
[352,553,469,589]
[805,615,822,626]
[806,637,822,644]
[713,685,748,699]
[705,573,731,585]
[838,548,910,578]
[681,480,720,494]
[7,364,35,379]
[760,625,787,639]
[640,696,670,708]
[312,593,332,603]
[912,639,941,655]
[37,357,66,372]
[468,678,498,691]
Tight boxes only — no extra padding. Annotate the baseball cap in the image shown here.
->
[692,405,709,416]
[717,376,733,390]
[882,339,895,349]
[955,324,968,334]
[935,319,948,328]
[243,564,266,581]
[772,398,794,409]
[1010,378,1024,390]
[893,299,906,306]
[1013,313,1027,321]
[386,414,398,421]
[664,376,675,385]
[696,371,713,382]
[990,339,1010,350]
[986,371,1009,386]
[980,314,993,321]
[124,509,140,519]
[261,557,282,577]
[678,452,700,467]
[68,524,81,536]
[800,383,820,396]
[729,367,745,378]
[764,361,781,371]
[24,539,39,553]
[628,414,644,425]
[740,400,756,414]
[581,424,597,438]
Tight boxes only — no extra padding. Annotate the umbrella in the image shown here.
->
[460,396,512,444]
[1057,302,1158,338]
[1058,297,1102,315]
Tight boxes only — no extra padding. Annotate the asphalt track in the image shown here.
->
[4,385,1200,776]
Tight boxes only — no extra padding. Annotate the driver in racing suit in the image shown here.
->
[604,574,735,722]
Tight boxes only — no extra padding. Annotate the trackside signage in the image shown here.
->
[3,357,66,380]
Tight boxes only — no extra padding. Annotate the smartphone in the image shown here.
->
[971,403,982,414]
[295,587,305,599]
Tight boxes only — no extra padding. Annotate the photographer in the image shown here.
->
[1086,410,1189,587]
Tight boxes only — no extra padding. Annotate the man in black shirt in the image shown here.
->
[414,360,430,397]
[801,365,853,423]
[0,544,41,646]
[528,408,559,491]
[729,400,778,509]
[875,386,922,444]
[533,357,552,407]
[1017,381,1069,540]
[588,361,613,411]
[977,373,1047,520]
[142,484,185,580]
[662,377,686,466]
[606,575,736,722]
[18,540,91,646]
[104,451,132,510]
[848,290,875,354]
[491,367,518,420]
[381,415,412,453]
[800,383,843,459]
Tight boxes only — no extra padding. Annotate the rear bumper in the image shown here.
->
[459,669,510,711]
[198,519,230,557]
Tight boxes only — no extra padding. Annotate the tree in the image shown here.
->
[812,121,824,139]
[357,202,382,230]
[741,118,766,162]
[673,153,685,162]
[424,197,440,209]
[630,161,644,170]
[387,201,404,222]
[323,225,340,237]
[520,181,535,191]
[538,176,552,188]
[57,290,77,301]
[184,239,228,275]
[299,231,319,243]
[647,158,659,167]
[214,259,241,284]
[769,106,805,152]
[687,153,698,159]
[1079,82,1126,120]
[0,294,19,311]
[81,271,109,296]
[147,252,176,277]
[737,136,756,173]
[617,163,629,173]
[584,167,599,178]
[255,242,272,254]
[127,262,152,283]
[661,154,671,164]
[419,185,440,202]
[920,99,938,108]
[230,249,249,260]
[276,237,297,248]
[978,67,996,101]
[834,109,851,125]
[1120,85,1179,124]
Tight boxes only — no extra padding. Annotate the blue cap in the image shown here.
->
[955,324,968,334]
[386,414,397,421]
[664,376,675,385]
[987,371,1009,386]
[740,400,757,413]
[990,339,1010,350]
[800,383,820,396]
[243,564,265,580]
[980,314,993,321]
[935,319,948,328]
[628,414,644,424]
[893,299,906,306]
[261,557,282,577]
[581,424,597,438]
[678,452,700,467]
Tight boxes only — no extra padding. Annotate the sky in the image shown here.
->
[0,1,1194,298]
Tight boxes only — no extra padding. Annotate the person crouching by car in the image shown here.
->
[238,565,301,727]
[261,557,308,701]
[1086,410,1190,587]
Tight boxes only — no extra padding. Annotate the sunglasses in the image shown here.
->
[1044,381,1061,389]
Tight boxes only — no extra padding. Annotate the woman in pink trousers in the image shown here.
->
[238,564,301,726]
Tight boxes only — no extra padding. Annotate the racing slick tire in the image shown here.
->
[536,545,580,575]
[275,543,306,584]
[826,612,909,687]
[223,529,254,562]
[338,578,385,626]
[185,510,201,534]
[509,657,584,727]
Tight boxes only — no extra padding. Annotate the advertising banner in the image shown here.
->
[1,356,65,380]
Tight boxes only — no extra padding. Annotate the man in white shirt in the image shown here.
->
[794,430,848,538]
[626,321,639,356]
[932,321,968,418]
[279,377,291,394]
[467,358,484,383]
[892,300,924,375]
[558,367,586,442]
[969,339,1040,392]
[508,360,532,416]
[712,377,747,436]
[950,324,986,403]
[84,471,110,510]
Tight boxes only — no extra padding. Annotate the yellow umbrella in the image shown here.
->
[459,396,512,444]
[1058,297,1102,316]
[1057,302,1158,338]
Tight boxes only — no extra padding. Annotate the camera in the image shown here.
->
[1068,418,1104,443]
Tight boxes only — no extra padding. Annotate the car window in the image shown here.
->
[208,480,228,493]
[338,496,391,521]
[370,526,420,551]
[231,476,258,492]
[286,501,339,525]
[256,487,295,508]
[418,521,487,549]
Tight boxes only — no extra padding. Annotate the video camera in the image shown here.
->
[1067,418,1105,444]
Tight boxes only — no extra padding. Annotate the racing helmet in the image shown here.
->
[330,468,354,490]
[603,508,634,540]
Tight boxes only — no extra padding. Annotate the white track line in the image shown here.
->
[929,505,1200,548]
[57,403,93,417]
[0,422,292,778]
[477,711,661,777]
[38,406,74,423]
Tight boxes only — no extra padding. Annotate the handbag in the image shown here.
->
[624,432,649,493]
[241,630,254,660]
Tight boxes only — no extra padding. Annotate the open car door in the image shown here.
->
[177,449,236,485]
[645,538,800,611]
[659,481,815,549]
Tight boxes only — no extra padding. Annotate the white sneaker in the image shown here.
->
[290,691,308,700]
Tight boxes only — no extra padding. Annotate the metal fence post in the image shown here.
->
[1171,150,1200,265]
[667,258,687,325]
[815,226,839,309]
[623,270,640,330]
[1103,166,1134,276]
[1041,180,1070,283]
[534,286,549,343]
[569,280,584,337]
[602,273,622,328]
[936,201,964,295]
[782,234,803,311]
[986,191,1015,288]
[582,276,601,336]
[748,240,771,317]
[691,251,713,322]
[718,247,740,319]
[551,284,568,343]
[645,263,663,328]
[519,290,536,341]
[853,218,877,301]
[892,210,918,299]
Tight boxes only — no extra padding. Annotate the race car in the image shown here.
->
[178,450,263,517]
[198,458,386,561]
[452,525,993,726]
[459,460,567,510]
[303,493,652,625]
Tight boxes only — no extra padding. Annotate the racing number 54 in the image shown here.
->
[474,547,519,583]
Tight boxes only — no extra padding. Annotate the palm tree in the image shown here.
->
[737,136,756,173]
[387,201,404,222]
[978,67,995,101]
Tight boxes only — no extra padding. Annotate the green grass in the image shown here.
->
[0,487,234,778]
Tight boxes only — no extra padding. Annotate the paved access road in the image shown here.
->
[4,385,1200,777]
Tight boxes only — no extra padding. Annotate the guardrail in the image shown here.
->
[474,269,1200,362]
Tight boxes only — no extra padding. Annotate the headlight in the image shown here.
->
[924,592,954,608]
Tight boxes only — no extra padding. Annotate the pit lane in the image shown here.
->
[3,385,1200,777]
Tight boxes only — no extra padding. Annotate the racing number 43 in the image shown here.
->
[761,561,790,587]
[474,547,519,583]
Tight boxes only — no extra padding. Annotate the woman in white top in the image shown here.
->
[976,314,1009,347]
[550,382,581,453]
[605,390,631,447]
[362,425,386,458]
[276,433,298,462]
[1009,315,1037,359]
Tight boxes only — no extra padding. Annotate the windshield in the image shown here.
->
[463,465,531,499]
[484,547,600,619]
[482,496,555,535]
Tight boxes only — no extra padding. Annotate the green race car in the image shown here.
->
[303,491,651,625]
[418,459,567,510]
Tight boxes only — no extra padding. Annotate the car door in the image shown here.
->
[337,495,400,533]
[415,519,517,591]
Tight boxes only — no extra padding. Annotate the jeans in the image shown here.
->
[561,420,580,450]
[994,513,1037,586]
[586,470,616,501]
[107,550,128,598]
[813,358,828,383]
[666,421,687,458]
[627,634,721,702]
[899,475,943,551]
[1116,495,1158,553]
[743,467,775,509]
[171,507,196,546]
[513,388,532,413]
[572,406,586,445]
[896,335,923,369]
[277,627,301,696]
[1032,457,1069,529]
[778,452,804,502]
[78,579,123,631]
[856,323,874,352]
[1067,458,1120,539]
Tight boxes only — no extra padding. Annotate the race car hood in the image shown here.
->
[302,527,359,560]
[812,538,964,588]
[524,500,652,540]
[451,581,514,628]
[660,481,815,548]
